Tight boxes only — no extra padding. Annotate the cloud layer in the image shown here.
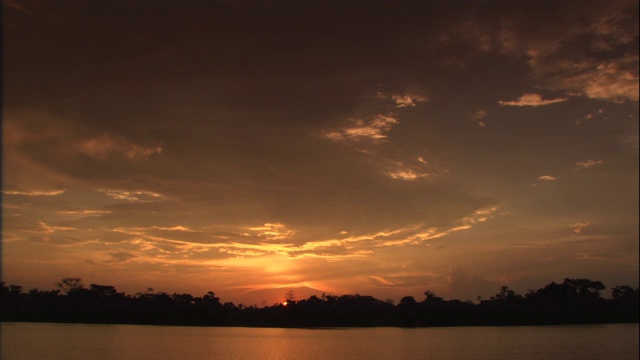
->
[2,0,638,305]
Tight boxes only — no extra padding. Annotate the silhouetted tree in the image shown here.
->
[397,296,418,326]
[607,285,639,323]
[2,277,638,327]
[424,290,444,303]
[564,278,605,301]
[89,284,118,297]
[611,285,638,301]
[284,290,295,303]
[56,278,83,294]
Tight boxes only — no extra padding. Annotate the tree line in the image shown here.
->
[1,278,637,327]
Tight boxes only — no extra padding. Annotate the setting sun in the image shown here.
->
[2,1,638,358]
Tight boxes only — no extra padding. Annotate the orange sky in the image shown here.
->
[2,0,638,306]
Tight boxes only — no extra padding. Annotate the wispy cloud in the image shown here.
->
[58,210,112,216]
[248,223,295,241]
[499,93,568,107]
[107,251,138,263]
[462,206,500,225]
[384,159,431,181]
[369,275,398,286]
[37,221,75,234]
[576,109,605,125]
[376,91,428,108]
[472,110,488,127]
[391,93,428,108]
[379,155,445,182]
[575,160,603,170]
[154,226,198,232]
[537,175,557,181]
[4,114,163,162]
[98,189,165,202]
[108,209,503,264]
[324,115,399,142]
[571,222,590,234]
[2,189,66,196]
[390,208,499,246]
[494,3,639,104]
[386,169,428,181]
[552,57,639,103]
[379,206,501,247]
[76,134,162,160]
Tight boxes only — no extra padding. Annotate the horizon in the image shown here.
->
[2,0,639,308]
[3,275,636,308]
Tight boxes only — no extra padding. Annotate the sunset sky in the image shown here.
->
[2,0,638,306]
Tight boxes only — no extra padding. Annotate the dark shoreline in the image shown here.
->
[2,278,638,328]
[1,320,639,329]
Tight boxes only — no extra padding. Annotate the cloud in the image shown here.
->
[105,208,501,263]
[378,206,502,247]
[537,175,557,181]
[461,206,500,225]
[98,189,165,202]
[391,93,428,108]
[571,252,625,262]
[2,112,163,197]
[378,154,445,182]
[76,134,163,160]
[2,189,66,196]
[549,57,639,103]
[37,221,75,234]
[375,91,428,108]
[324,114,399,142]
[248,223,295,241]
[575,160,603,169]
[580,60,639,102]
[472,110,488,126]
[154,226,198,232]
[386,169,428,181]
[384,159,430,181]
[3,113,163,162]
[576,109,605,125]
[571,222,590,234]
[498,93,568,107]
[493,2,638,103]
[58,210,112,216]
[108,252,138,263]
[473,110,487,119]
[369,275,398,286]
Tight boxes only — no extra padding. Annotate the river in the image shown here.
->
[1,322,638,359]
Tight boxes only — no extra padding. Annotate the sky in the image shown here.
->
[2,0,638,306]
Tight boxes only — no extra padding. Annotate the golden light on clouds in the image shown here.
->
[498,93,568,107]
[537,175,558,181]
[76,134,163,161]
[575,160,604,169]
[2,189,67,196]
[2,0,638,306]
[324,115,399,142]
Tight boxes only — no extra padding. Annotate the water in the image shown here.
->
[1,322,638,360]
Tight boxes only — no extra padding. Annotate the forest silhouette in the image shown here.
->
[1,278,637,327]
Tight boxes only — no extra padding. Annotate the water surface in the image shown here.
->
[2,322,638,360]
